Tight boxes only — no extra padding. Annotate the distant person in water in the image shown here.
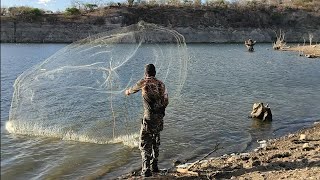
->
[245,38,256,51]
[125,64,169,177]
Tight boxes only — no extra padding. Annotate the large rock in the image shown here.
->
[249,102,272,121]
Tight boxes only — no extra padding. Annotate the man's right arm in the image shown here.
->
[126,79,144,95]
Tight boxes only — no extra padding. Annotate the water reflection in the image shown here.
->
[250,118,272,131]
[245,118,273,151]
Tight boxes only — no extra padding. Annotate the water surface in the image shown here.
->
[1,43,320,179]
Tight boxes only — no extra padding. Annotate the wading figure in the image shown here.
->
[249,102,272,121]
[125,64,169,177]
[245,39,256,52]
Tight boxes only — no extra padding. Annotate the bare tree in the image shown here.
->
[1,7,7,16]
[70,0,83,9]
[194,0,202,6]
[84,3,98,12]
[273,29,288,50]
[148,0,158,6]
[167,0,181,6]
[128,0,134,7]
[309,33,313,46]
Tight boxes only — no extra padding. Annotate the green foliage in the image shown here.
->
[7,6,44,17]
[65,7,81,15]
[29,8,43,16]
[84,3,98,12]
[6,6,44,21]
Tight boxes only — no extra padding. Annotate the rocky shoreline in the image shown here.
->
[119,122,320,179]
[285,45,320,58]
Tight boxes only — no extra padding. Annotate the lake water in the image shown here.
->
[1,43,320,179]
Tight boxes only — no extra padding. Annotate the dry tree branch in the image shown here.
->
[309,33,314,46]
[177,143,222,174]
[273,29,288,50]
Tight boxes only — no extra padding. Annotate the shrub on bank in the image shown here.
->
[64,7,81,16]
[1,1,319,26]
[6,6,44,21]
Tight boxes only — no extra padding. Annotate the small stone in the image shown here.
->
[251,160,261,167]
[173,160,182,166]
[288,134,295,138]
[176,163,193,168]
[257,140,267,144]
[260,143,267,149]
[240,153,250,160]
[300,134,307,140]
[239,177,248,180]
[227,156,238,162]
[241,156,250,161]
[221,154,228,159]
[201,160,208,163]
[302,143,314,151]
[240,153,250,156]
[302,158,308,164]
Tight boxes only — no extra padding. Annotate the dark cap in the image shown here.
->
[145,64,156,76]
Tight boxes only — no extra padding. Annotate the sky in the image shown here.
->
[1,0,127,12]
[1,0,238,12]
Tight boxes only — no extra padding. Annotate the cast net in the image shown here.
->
[6,21,188,147]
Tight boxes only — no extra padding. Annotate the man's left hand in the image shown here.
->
[125,89,130,96]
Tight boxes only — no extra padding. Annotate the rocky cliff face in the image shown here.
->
[176,27,320,43]
[1,6,320,43]
[1,16,122,43]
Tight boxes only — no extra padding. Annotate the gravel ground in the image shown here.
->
[119,122,320,179]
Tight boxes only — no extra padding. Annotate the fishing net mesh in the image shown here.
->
[6,22,188,147]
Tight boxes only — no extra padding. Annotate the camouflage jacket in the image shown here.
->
[129,76,169,116]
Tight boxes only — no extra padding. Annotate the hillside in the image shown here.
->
[1,5,320,43]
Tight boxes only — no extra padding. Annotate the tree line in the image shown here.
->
[1,0,318,17]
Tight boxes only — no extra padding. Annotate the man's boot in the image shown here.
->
[151,165,159,173]
[141,169,152,177]
[141,157,152,177]
[151,160,160,173]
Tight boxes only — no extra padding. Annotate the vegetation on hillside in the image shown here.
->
[0,0,319,29]
[1,0,319,17]
[1,6,44,21]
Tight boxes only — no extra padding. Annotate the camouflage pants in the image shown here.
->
[139,114,163,174]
